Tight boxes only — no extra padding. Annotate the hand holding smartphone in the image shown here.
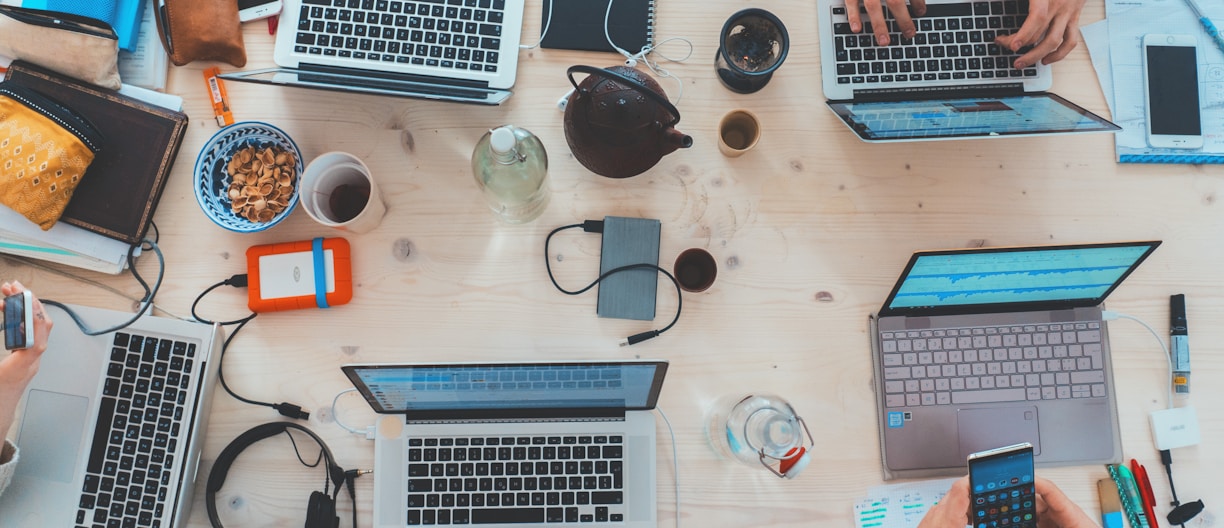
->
[968,443,1036,528]
[3,291,34,350]
[1143,34,1203,149]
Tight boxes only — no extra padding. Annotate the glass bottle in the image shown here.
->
[707,393,807,469]
[471,125,549,224]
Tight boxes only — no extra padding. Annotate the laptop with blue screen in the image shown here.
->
[342,360,668,527]
[817,0,1121,141]
[868,241,1160,479]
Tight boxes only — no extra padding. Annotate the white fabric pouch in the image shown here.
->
[0,5,121,90]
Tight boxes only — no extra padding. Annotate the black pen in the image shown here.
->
[1169,294,1190,395]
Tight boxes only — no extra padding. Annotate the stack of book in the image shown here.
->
[0,61,187,274]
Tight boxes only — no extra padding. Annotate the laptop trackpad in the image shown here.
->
[956,407,1041,459]
[15,390,90,483]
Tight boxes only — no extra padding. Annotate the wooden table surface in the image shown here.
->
[4,0,1221,525]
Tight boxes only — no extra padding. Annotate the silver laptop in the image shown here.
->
[0,303,223,527]
[342,360,668,528]
[220,0,525,104]
[817,0,1120,141]
[868,241,1160,480]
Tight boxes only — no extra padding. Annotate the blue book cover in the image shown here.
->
[23,0,144,52]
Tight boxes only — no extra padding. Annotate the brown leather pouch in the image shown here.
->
[153,0,246,67]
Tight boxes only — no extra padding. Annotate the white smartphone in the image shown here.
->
[3,291,34,350]
[238,0,282,22]
[1142,34,1203,149]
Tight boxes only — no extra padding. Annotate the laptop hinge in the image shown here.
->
[403,407,628,422]
[848,82,1029,103]
[299,62,492,90]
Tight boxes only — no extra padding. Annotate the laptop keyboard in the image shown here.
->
[75,332,196,528]
[296,0,506,73]
[880,322,1106,408]
[831,1,1039,86]
[407,435,626,525]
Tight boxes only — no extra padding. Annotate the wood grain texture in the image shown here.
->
[3,0,1222,524]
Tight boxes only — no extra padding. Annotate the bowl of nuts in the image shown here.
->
[193,122,304,232]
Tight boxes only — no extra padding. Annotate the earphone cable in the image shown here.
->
[655,406,681,528]
[544,222,683,345]
[282,428,329,497]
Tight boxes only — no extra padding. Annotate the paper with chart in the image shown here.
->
[854,478,959,528]
[1106,0,1224,162]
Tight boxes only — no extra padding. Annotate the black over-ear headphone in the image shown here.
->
[206,422,348,528]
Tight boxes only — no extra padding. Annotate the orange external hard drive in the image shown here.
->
[246,237,353,312]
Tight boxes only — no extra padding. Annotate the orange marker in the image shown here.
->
[203,67,234,127]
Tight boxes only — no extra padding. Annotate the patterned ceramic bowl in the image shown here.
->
[193,122,304,233]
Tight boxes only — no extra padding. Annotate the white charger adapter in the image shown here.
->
[1150,406,1201,450]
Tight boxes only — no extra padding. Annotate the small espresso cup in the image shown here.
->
[674,248,717,293]
[300,152,386,233]
[718,109,761,157]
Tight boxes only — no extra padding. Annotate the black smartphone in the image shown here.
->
[3,291,34,350]
[967,442,1036,528]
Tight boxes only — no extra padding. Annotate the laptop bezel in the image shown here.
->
[877,241,1161,318]
[342,360,670,420]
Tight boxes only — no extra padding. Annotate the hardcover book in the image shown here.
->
[3,60,187,245]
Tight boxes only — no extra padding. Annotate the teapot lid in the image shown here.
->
[566,65,681,128]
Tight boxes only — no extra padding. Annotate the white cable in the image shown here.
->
[1103,310,1174,409]
[602,0,693,104]
[331,388,375,436]
[519,0,555,49]
[654,406,680,528]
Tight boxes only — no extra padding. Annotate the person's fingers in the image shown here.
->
[910,0,927,17]
[999,0,1051,51]
[866,0,891,45]
[1040,13,1080,64]
[847,0,865,32]
[1033,477,1073,515]
[29,295,52,356]
[918,477,971,528]
[0,282,12,296]
[1013,11,1069,68]
[886,0,917,38]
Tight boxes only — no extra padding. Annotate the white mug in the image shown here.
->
[300,152,386,233]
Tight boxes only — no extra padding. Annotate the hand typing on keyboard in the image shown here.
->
[994,0,1086,68]
[0,281,53,497]
[845,0,927,45]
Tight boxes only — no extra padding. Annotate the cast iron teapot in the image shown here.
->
[563,65,693,179]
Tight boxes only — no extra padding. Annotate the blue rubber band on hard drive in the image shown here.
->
[313,237,330,309]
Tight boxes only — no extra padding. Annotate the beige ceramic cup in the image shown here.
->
[300,152,387,234]
[717,109,761,157]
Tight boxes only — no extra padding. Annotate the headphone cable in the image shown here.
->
[43,238,165,335]
[545,221,683,346]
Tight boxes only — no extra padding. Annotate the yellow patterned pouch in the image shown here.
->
[0,83,102,230]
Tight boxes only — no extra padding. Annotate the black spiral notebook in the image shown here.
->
[540,0,654,53]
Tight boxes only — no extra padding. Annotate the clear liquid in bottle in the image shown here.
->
[472,125,549,224]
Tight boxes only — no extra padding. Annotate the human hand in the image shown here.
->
[994,0,1086,68]
[844,0,927,46]
[0,281,52,392]
[917,476,970,528]
[1033,477,1096,528]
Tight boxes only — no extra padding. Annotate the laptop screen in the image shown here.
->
[879,241,1160,316]
[343,361,669,417]
[827,93,1120,141]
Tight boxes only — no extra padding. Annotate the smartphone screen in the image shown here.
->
[1146,44,1201,137]
[3,293,29,350]
[969,444,1036,528]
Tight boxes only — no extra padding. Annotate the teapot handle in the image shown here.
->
[566,65,680,127]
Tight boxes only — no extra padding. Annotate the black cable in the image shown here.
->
[1161,449,1180,506]
[148,221,160,244]
[282,429,329,498]
[192,275,311,420]
[544,221,683,345]
[43,238,164,336]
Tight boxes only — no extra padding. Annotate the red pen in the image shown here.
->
[1130,459,1160,528]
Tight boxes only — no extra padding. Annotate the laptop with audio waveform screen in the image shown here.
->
[869,241,1160,480]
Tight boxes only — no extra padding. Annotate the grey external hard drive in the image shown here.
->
[596,216,661,321]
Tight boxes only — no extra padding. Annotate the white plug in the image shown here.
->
[1151,406,1201,450]
[556,88,574,112]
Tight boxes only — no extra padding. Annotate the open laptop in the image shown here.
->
[220,0,526,104]
[342,360,668,527]
[867,241,1160,479]
[817,0,1121,141]
[0,302,223,527]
